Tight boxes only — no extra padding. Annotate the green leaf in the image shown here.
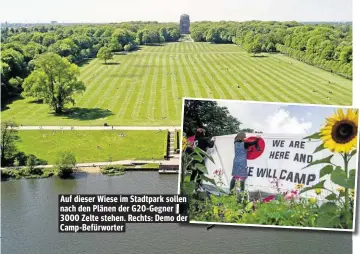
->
[325,193,337,201]
[347,169,356,189]
[349,150,357,157]
[183,182,196,195]
[331,168,347,187]
[192,155,204,163]
[313,143,326,153]
[320,165,333,178]
[195,163,208,174]
[194,147,215,163]
[319,202,338,214]
[302,155,333,169]
[316,213,340,228]
[300,180,326,194]
[200,174,216,185]
[245,202,254,212]
[303,132,321,140]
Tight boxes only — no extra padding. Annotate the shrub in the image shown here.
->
[102,165,125,176]
[124,44,131,51]
[56,151,76,177]
[26,155,37,174]
[13,158,20,168]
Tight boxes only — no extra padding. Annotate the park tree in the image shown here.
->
[49,38,79,59]
[109,37,122,52]
[26,154,39,174]
[183,100,241,137]
[56,151,76,177]
[42,33,56,47]
[1,48,27,79]
[22,52,86,113]
[159,27,168,41]
[339,46,352,64]
[159,35,166,44]
[124,44,131,51]
[97,47,113,63]
[1,121,19,165]
[191,29,204,42]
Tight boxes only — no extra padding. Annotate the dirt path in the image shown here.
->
[12,126,181,131]
[1,158,180,171]
[75,166,102,174]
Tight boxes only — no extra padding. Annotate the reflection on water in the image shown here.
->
[1,172,352,254]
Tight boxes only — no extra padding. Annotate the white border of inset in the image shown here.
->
[177,97,359,233]
[352,0,359,250]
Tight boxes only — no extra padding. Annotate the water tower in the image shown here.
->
[180,14,190,34]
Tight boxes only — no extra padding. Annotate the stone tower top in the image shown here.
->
[180,14,190,34]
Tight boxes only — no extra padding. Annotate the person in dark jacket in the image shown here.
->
[230,132,260,192]
[189,128,215,185]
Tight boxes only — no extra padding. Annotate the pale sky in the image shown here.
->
[217,100,352,135]
[0,0,352,23]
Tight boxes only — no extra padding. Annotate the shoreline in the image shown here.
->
[1,164,179,181]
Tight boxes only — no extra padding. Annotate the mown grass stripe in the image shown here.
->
[145,54,161,121]
[201,52,251,100]
[184,53,209,98]
[131,53,154,120]
[245,55,333,104]
[100,54,139,111]
[179,53,201,98]
[115,53,148,121]
[160,54,170,120]
[223,52,299,102]
[169,52,181,120]
[269,55,351,100]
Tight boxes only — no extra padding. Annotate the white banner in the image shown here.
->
[203,133,358,199]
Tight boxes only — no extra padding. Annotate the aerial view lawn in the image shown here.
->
[16,130,167,164]
[2,42,352,126]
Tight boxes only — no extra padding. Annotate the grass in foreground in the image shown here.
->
[16,130,167,164]
[2,42,352,126]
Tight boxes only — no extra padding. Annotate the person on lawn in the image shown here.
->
[189,128,215,186]
[230,132,260,192]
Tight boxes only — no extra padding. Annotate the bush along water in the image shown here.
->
[184,109,358,229]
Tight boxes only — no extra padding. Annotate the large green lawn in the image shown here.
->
[2,42,352,126]
[16,130,167,164]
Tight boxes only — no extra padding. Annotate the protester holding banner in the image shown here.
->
[189,128,215,186]
[230,133,260,192]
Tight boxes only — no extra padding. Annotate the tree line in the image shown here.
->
[190,21,352,79]
[183,99,243,138]
[1,22,181,108]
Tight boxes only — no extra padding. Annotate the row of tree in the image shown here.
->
[190,21,352,78]
[1,22,181,107]
[183,99,242,138]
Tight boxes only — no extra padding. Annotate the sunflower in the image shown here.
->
[182,136,188,151]
[320,108,358,153]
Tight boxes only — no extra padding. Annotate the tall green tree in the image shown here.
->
[22,52,86,113]
[183,100,241,137]
[56,151,76,177]
[1,121,19,165]
[97,47,113,63]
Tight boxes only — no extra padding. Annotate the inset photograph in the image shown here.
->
[179,98,359,231]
